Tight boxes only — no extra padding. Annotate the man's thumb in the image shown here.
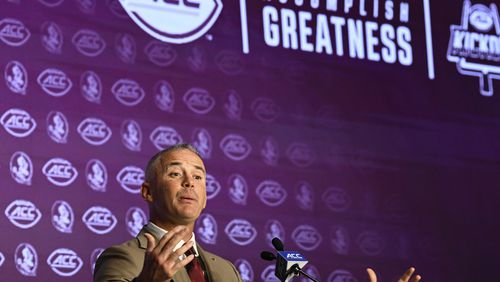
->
[144,233,156,252]
[366,268,377,282]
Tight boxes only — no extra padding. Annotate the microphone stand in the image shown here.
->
[286,264,319,282]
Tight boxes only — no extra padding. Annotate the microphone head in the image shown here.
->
[272,237,284,251]
[260,251,276,261]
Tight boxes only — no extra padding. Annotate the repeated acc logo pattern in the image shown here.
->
[235,259,254,282]
[1,108,37,138]
[47,248,83,277]
[41,21,63,54]
[256,180,287,207]
[5,199,42,229]
[126,207,147,236]
[46,111,69,144]
[183,87,215,114]
[51,200,74,234]
[86,159,108,192]
[116,165,144,194]
[112,78,145,106]
[81,70,102,104]
[15,243,38,277]
[220,133,252,161]
[42,157,79,187]
[150,126,183,150]
[144,41,177,67]
[82,206,117,235]
[121,119,142,152]
[37,68,73,97]
[228,173,248,205]
[10,151,33,185]
[196,213,218,245]
[72,29,106,57]
[224,219,257,246]
[206,174,221,200]
[291,224,322,251]
[77,117,112,146]
[4,60,27,94]
[0,18,31,46]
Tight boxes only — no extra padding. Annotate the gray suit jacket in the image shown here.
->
[93,227,243,282]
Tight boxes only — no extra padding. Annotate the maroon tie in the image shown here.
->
[185,247,205,282]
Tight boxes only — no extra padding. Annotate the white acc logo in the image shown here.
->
[47,111,69,144]
[322,187,351,212]
[82,206,117,234]
[116,166,144,194]
[77,117,112,146]
[251,97,279,122]
[42,158,79,186]
[37,68,73,97]
[145,41,177,67]
[10,151,33,185]
[357,231,385,256]
[52,200,74,233]
[291,225,322,251]
[1,108,37,138]
[0,18,31,46]
[256,180,287,207]
[219,134,252,161]
[119,0,223,44]
[5,199,42,229]
[183,87,215,114]
[47,248,83,277]
[150,126,183,150]
[224,219,257,246]
[112,78,145,106]
[72,29,106,57]
[5,60,28,94]
[15,243,38,276]
[206,174,221,200]
[286,143,316,167]
[86,159,108,192]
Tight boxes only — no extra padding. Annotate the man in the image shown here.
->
[94,144,243,282]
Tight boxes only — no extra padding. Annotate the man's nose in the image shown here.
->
[182,176,194,188]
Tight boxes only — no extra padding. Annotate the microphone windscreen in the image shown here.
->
[272,237,284,251]
[260,251,276,261]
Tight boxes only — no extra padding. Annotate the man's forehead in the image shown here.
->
[160,149,205,170]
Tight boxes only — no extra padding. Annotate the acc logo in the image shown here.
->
[192,128,212,158]
[219,134,252,161]
[256,180,287,207]
[1,108,37,138]
[154,80,175,112]
[38,0,64,7]
[115,33,136,64]
[126,207,147,236]
[82,206,117,234]
[119,0,223,44]
[291,225,322,251]
[215,50,245,76]
[447,2,500,96]
[144,41,177,67]
[86,159,108,192]
[150,126,183,150]
[251,97,279,123]
[51,200,74,233]
[196,213,218,244]
[81,70,102,104]
[330,226,350,255]
[0,18,30,46]
[295,181,314,212]
[46,111,69,144]
[10,151,33,185]
[5,199,42,229]
[42,158,79,187]
[183,87,215,114]
[328,270,357,282]
[41,21,63,54]
[15,243,38,276]
[224,89,242,121]
[235,259,254,282]
[90,248,104,273]
[72,29,106,57]
[357,231,385,256]
[121,119,142,152]
[47,248,83,277]
[322,187,351,212]
[112,78,145,106]
[206,174,221,200]
[37,68,73,97]
[77,117,112,146]
[225,219,257,246]
[260,265,278,282]
[228,173,248,205]
[5,60,28,94]
[286,143,316,167]
[265,220,285,249]
[116,165,144,194]
[261,137,279,166]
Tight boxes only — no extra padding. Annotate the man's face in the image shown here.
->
[144,149,207,227]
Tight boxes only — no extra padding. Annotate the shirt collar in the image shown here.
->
[145,222,199,256]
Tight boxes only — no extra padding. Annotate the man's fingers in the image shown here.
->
[399,267,416,282]
[144,233,156,253]
[366,268,377,282]
[411,274,422,282]
[159,226,190,255]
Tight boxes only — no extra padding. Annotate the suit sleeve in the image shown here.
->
[93,245,142,282]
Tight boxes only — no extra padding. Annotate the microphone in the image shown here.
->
[260,251,276,261]
[275,251,309,282]
[272,237,284,251]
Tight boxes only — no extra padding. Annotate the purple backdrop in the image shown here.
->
[1,0,499,281]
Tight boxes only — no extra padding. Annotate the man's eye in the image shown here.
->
[169,172,181,177]
[194,175,203,180]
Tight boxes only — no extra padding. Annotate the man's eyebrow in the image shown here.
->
[166,161,206,174]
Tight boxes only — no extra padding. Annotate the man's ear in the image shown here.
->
[141,182,153,203]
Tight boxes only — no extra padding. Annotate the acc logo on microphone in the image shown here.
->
[235,259,254,282]
[260,265,277,282]
[251,97,279,123]
[192,128,212,159]
[15,243,38,276]
[5,199,42,229]
[215,50,245,76]
[77,117,112,146]
[72,29,106,57]
[37,68,73,97]
[154,80,175,112]
[126,207,147,236]
[0,18,31,47]
[82,206,117,235]
[121,119,142,152]
[47,248,83,277]
[51,200,74,234]
[5,60,28,94]
[228,173,248,205]
[183,87,215,115]
[46,111,69,144]
[115,33,136,64]
[256,180,287,207]
[150,126,183,150]
[86,159,108,192]
[291,225,322,251]
[144,41,177,67]
[1,108,37,138]
[286,143,316,167]
[10,151,33,186]
[119,0,223,44]
[224,219,257,246]
[328,269,357,282]
[41,21,63,54]
[220,134,252,161]
[81,71,102,104]
[357,231,385,256]
[206,174,221,200]
[116,166,144,194]
[112,79,145,106]
[322,187,351,212]
[196,213,218,245]
[42,158,79,187]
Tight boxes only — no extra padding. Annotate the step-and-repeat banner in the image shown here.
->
[1,0,499,281]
